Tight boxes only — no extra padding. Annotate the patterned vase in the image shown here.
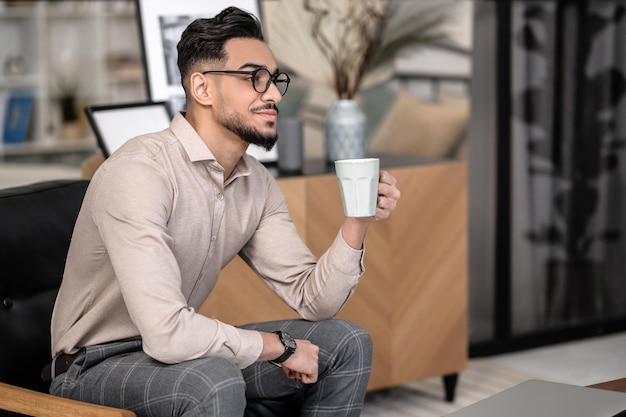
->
[324,99,367,163]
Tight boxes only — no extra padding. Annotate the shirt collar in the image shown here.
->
[170,111,253,182]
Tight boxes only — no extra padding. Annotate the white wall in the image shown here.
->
[396,1,474,77]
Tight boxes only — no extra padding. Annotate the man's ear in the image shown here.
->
[189,73,213,106]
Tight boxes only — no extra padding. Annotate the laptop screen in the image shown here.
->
[85,101,279,163]
[85,102,172,158]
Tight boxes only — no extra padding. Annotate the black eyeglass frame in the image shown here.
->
[202,68,291,96]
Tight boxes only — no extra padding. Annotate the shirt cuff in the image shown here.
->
[234,327,264,369]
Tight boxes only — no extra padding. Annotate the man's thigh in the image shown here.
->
[51,340,246,417]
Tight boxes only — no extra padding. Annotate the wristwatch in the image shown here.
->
[270,330,297,365]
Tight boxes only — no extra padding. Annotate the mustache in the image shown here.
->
[252,104,279,113]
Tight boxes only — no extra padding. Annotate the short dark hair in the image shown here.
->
[177,6,264,93]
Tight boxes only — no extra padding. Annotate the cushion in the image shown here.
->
[368,90,468,159]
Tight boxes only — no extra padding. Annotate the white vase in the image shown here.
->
[324,99,367,163]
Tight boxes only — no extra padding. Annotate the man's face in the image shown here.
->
[211,38,283,151]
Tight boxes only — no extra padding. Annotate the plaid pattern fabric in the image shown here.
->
[50,319,372,417]
[241,319,372,416]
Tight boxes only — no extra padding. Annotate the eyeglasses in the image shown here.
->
[202,68,290,96]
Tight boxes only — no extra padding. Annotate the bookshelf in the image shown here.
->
[0,0,146,162]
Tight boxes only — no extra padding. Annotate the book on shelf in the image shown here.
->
[2,91,34,144]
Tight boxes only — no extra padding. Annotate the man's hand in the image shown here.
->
[372,170,400,222]
[341,170,401,249]
[280,339,319,384]
[259,332,319,383]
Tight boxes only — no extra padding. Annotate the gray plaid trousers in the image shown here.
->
[49,319,372,417]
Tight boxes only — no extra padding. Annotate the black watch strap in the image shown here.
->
[270,330,297,364]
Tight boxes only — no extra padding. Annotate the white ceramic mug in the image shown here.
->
[334,158,380,217]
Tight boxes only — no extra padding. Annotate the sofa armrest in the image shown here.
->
[0,382,136,417]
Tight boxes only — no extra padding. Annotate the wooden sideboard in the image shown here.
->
[200,160,468,393]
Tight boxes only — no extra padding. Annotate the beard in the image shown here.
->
[216,102,278,152]
[230,121,278,152]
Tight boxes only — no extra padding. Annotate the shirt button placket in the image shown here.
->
[211,190,224,243]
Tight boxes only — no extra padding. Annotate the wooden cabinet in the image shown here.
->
[200,160,468,392]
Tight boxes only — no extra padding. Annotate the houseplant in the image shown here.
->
[55,77,83,141]
[267,0,456,162]
[53,45,83,141]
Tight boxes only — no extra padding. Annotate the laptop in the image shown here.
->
[85,101,172,158]
[446,380,626,417]
[85,101,279,163]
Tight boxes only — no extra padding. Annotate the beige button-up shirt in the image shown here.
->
[51,112,364,369]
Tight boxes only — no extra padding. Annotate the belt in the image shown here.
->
[41,350,83,382]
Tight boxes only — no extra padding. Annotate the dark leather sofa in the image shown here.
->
[0,179,301,416]
[0,180,89,394]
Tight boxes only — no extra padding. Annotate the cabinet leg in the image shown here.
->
[443,373,459,402]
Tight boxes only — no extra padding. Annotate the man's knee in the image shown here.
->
[309,319,373,399]
[315,319,373,365]
[336,320,373,360]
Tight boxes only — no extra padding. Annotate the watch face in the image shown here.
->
[281,332,297,351]
[270,331,297,364]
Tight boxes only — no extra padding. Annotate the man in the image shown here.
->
[47,6,400,417]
